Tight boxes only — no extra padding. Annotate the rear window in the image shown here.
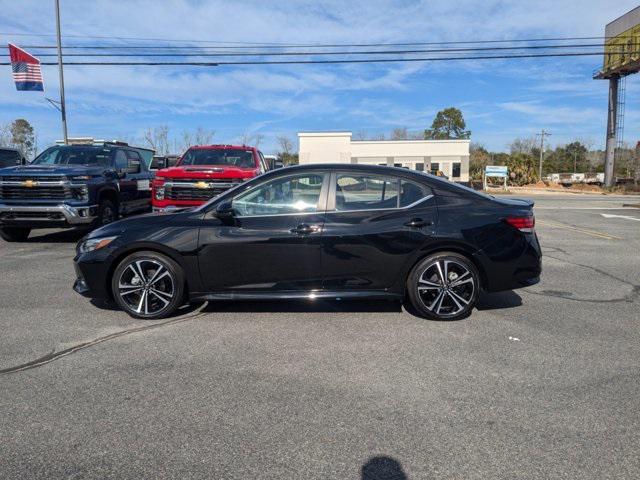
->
[180,149,256,168]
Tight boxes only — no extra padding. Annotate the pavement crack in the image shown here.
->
[0,307,208,375]
[522,254,640,304]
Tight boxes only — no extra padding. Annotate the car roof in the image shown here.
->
[272,163,477,196]
[0,147,20,152]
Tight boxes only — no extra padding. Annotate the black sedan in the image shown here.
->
[73,164,541,320]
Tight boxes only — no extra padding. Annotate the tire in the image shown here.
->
[0,226,31,242]
[97,199,118,227]
[111,251,185,319]
[406,252,480,321]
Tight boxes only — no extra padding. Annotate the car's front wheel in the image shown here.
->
[111,251,185,319]
[406,252,480,320]
[0,226,31,242]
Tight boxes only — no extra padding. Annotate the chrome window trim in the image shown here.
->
[232,194,434,219]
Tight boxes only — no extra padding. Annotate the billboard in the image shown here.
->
[602,6,640,77]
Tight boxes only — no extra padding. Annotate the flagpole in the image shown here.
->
[54,0,68,144]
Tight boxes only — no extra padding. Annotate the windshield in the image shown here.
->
[32,146,113,167]
[180,148,256,168]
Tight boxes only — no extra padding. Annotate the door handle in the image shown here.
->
[404,218,432,228]
[290,224,319,235]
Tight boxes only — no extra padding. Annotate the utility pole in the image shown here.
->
[603,75,619,187]
[54,0,68,144]
[536,129,551,181]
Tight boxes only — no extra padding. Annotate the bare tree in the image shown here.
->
[0,123,12,147]
[194,127,215,146]
[509,137,538,155]
[353,131,367,141]
[276,135,293,156]
[372,133,386,141]
[239,132,264,147]
[390,127,408,140]
[143,125,170,155]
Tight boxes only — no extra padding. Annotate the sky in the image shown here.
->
[1,0,639,155]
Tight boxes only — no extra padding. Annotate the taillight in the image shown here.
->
[505,215,535,233]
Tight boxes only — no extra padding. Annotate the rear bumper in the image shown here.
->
[0,203,98,227]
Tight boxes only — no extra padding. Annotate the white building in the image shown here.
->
[298,131,470,182]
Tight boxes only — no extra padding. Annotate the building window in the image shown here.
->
[430,162,439,174]
[415,163,424,172]
[452,162,461,178]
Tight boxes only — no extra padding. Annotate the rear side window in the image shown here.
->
[400,180,432,207]
[335,174,399,211]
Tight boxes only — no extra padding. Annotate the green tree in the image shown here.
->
[10,119,36,159]
[469,143,490,180]
[424,107,470,140]
[506,152,538,186]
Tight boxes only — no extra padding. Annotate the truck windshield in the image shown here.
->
[32,146,113,167]
[180,149,256,168]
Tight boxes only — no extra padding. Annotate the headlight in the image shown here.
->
[78,236,117,254]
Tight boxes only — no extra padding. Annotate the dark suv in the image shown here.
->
[0,141,154,242]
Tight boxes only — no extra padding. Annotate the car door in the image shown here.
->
[113,149,136,214]
[321,171,438,291]
[125,149,152,212]
[197,171,329,293]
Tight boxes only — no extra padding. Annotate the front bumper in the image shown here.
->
[0,203,98,226]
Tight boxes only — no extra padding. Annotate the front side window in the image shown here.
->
[180,148,257,169]
[32,146,112,167]
[335,174,399,211]
[114,150,128,171]
[232,173,324,217]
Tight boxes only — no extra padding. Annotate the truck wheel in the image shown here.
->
[0,227,31,242]
[97,200,117,226]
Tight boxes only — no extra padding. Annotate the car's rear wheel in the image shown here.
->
[0,226,31,242]
[111,251,185,319]
[406,252,479,320]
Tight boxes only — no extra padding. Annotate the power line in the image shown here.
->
[0,50,627,67]
[0,32,623,49]
[0,43,610,58]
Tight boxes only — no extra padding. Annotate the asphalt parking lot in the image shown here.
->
[1,194,639,480]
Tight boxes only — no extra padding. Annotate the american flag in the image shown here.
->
[8,44,44,91]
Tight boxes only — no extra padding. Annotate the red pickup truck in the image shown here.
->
[152,145,269,211]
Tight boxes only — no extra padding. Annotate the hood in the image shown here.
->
[0,164,108,177]
[156,165,257,180]
[85,208,197,240]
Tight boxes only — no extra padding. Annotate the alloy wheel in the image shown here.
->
[416,259,475,318]
[117,259,175,315]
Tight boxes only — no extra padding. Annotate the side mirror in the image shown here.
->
[215,201,235,219]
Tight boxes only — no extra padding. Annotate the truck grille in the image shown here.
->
[164,179,236,202]
[0,176,71,201]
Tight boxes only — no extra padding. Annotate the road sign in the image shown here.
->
[485,165,508,177]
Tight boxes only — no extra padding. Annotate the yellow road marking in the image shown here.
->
[536,220,621,240]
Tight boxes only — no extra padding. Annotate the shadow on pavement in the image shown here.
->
[26,228,88,244]
[361,456,408,479]
[476,290,522,311]
[202,298,403,314]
